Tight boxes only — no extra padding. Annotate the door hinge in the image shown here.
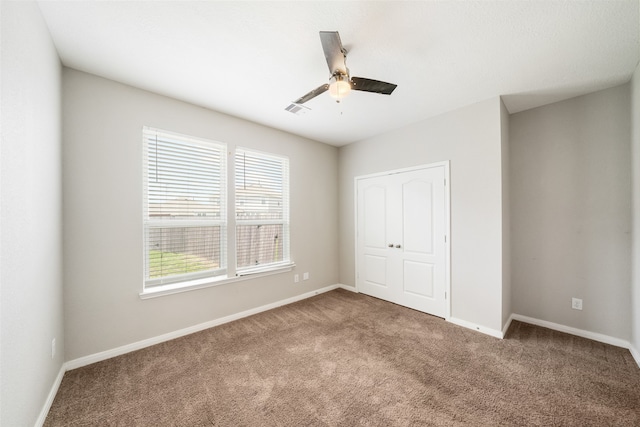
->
[445,291,447,299]
[444,235,447,243]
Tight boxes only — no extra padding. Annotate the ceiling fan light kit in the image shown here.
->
[286,31,397,112]
[328,73,351,102]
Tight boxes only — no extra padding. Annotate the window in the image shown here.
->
[142,129,292,294]
[142,128,226,287]
[235,148,290,274]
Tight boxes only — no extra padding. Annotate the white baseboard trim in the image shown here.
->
[337,284,358,293]
[510,314,631,349]
[502,313,514,337]
[629,344,640,369]
[35,365,65,427]
[65,284,341,370]
[447,317,503,339]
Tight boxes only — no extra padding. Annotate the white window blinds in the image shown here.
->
[235,148,290,273]
[143,127,226,287]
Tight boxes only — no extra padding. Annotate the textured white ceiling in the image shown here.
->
[37,1,639,146]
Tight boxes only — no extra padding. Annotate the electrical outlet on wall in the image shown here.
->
[294,274,299,283]
[303,272,309,280]
[571,298,583,310]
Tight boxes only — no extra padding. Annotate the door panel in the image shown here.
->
[364,254,387,287]
[357,164,448,318]
[403,179,433,255]
[357,177,394,302]
[403,260,433,297]
[396,167,446,316]
[363,185,386,249]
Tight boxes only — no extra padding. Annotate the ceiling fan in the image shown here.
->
[285,31,397,114]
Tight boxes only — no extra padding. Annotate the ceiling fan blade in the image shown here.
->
[320,31,347,75]
[286,84,329,112]
[351,77,397,95]
[292,84,329,105]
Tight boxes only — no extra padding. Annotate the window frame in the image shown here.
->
[142,127,227,289]
[234,147,291,276]
[140,130,294,298]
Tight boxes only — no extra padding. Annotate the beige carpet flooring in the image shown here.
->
[45,289,640,426]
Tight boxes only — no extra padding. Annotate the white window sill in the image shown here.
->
[139,262,296,299]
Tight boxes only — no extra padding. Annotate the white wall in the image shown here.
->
[501,99,511,328]
[1,2,64,426]
[631,63,640,358]
[339,97,506,333]
[510,84,632,340]
[62,69,339,361]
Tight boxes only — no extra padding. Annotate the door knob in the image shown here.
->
[388,243,394,247]
[395,244,401,249]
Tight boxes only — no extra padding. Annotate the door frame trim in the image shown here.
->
[354,161,451,320]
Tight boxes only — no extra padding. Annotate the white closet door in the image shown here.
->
[356,165,448,318]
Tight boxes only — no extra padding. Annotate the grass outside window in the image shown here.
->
[149,250,217,279]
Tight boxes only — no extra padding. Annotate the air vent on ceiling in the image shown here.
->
[285,103,309,115]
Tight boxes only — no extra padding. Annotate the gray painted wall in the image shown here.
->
[339,97,507,333]
[510,84,632,340]
[632,64,640,356]
[62,69,339,361]
[1,2,65,426]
